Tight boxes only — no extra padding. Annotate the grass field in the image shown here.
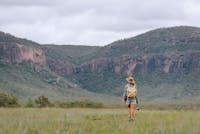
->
[0,108,200,134]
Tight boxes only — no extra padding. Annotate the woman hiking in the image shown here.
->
[123,76,138,121]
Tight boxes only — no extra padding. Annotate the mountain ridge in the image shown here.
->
[0,26,200,103]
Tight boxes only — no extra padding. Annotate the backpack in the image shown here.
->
[127,85,137,98]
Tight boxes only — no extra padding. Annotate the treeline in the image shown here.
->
[0,92,103,108]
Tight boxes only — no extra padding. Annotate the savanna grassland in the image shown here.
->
[0,108,200,134]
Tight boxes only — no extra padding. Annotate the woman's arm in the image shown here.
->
[123,84,128,102]
[136,96,139,104]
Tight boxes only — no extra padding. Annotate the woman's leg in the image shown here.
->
[130,104,136,119]
[128,104,131,118]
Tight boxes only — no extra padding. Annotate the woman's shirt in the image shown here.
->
[123,84,138,99]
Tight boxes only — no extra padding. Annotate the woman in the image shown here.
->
[123,76,138,121]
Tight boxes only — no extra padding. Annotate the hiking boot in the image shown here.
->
[128,117,134,121]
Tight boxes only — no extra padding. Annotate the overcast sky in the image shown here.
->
[0,0,200,46]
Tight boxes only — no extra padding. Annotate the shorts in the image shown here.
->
[126,97,137,105]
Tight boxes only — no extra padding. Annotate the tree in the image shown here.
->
[0,92,19,107]
[35,95,52,107]
[25,97,34,107]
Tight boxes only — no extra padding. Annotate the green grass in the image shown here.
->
[0,108,199,134]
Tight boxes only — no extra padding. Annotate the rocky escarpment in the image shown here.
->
[0,42,46,65]
[46,50,200,77]
[70,51,200,76]
[1,26,200,101]
[45,51,200,76]
[44,26,200,77]
[47,59,75,75]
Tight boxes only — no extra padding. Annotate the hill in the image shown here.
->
[0,31,40,47]
[60,26,200,102]
[80,26,200,59]
[0,32,119,104]
[1,26,200,103]
[0,60,120,104]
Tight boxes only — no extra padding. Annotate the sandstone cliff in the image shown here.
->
[0,42,46,65]
[65,51,200,76]
[47,59,75,75]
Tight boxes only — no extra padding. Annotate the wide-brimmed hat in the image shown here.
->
[126,76,135,84]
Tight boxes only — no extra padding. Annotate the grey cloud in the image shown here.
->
[0,6,55,25]
[0,0,56,6]
[0,0,200,45]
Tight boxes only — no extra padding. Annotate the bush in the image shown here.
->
[25,97,35,107]
[0,92,19,107]
[35,95,53,108]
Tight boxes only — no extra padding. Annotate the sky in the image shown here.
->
[0,0,200,46]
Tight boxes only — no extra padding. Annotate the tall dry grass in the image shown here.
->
[0,108,199,134]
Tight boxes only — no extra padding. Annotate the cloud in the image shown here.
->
[0,0,55,6]
[0,0,200,46]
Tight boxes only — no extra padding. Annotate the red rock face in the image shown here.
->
[114,66,121,74]
[0,43,46,65]
[64,51,200,76]
[126,63,137,76]
[76,58,113,73]
[1,42,200,77]
[47,59,75,75]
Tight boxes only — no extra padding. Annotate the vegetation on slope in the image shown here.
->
[42,45,100,64]
[80,26,200,60]
[0,61,120,105]
[0,31,40,47]
[0,61,76,99]
[66,70,200,102]
[105,26,200,56]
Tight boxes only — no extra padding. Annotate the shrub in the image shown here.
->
[0,92,19,107]
[25,97,35,108]
[35,95,53,108]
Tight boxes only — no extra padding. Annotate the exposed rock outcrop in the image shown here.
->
[0,42,46,65]
[65,51,200,76]
[47,59,75,75]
